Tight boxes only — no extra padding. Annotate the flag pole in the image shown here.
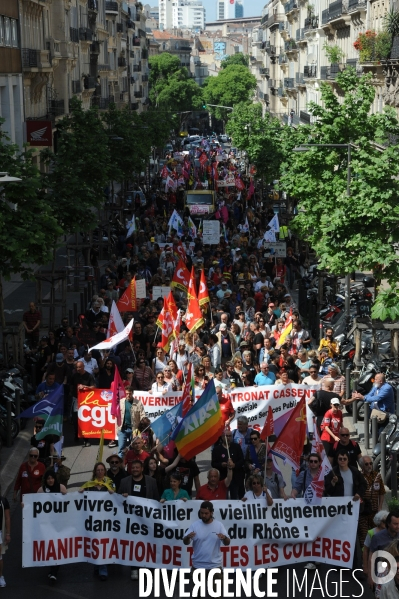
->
[225,434,231,461]
[263,436,268,483]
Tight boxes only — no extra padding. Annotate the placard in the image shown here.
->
[152,286,170,299]
[263,241,287,257]
[135,278,146,299]
[77,389,116,440]
[202,220,220,245]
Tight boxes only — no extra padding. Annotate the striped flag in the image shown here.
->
[276,310,293,348]
[172,379,224,460]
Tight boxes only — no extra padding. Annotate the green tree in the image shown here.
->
[226,103,284,183]
[149,53,182,89]
[42,97,111,234]
[220,52,249,69]
[0,123,62,327]
[156,70,203,113]
[280,68,399,320]
[202,65,257,121]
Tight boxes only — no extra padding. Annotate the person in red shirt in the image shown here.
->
[320,397,343,454]
[124,437,150,474]
[254,286,269,312]
[215,386,235,427]
[13,448,46,502]
[272,258,287,284]
[196,467,233,501]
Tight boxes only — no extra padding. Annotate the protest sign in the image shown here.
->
[152,286,170,300]
[77,389,116,440]
[135,278,146,299]
[23,494,359,569]
[263,242,287,258]
[202,221,220,245]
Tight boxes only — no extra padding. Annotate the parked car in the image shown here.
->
[218,134,230,143]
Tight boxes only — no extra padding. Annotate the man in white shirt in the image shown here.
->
[254,271,274,293]
[183,501,230,572]
[81,351,99,376]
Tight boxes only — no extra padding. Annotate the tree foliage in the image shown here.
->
[42,98,110,234]
[203,65,257,120]
[226,103,284,183]
[0,127,62,281]
[148,52,203,113]
[279,68,399,320]
[221,53,249,69]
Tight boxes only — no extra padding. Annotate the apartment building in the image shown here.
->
[0,0,23,147]
[152,30,193,66]
[159,0,205,31]
[16,0,149,154]
[252,0,391,125]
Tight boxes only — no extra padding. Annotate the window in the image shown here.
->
[11,19,18,48]
[0,17,4,46]
[4,17,10,46]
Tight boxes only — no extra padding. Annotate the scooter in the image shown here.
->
[373,413,399,473]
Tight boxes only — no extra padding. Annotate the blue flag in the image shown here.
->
[151,402,183,446]
[18,386,64,440]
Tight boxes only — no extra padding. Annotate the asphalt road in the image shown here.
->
[4,420,374,598]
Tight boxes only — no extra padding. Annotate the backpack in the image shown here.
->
[308,391,325,417]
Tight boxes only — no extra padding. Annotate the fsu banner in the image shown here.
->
[23,494,359,569]
[77,389,116,440]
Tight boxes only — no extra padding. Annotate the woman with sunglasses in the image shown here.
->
[163,366,179,391]
[152,347,167,375]
[245,431,267,478]
[241,474,273,506]
[151,371,169,394]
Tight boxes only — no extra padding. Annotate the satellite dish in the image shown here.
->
[307,53,316,62]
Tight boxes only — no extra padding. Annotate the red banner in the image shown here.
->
[25,120,53,146]
[77,389,116,440]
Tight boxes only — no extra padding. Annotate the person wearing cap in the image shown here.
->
[46,353,69,385]
[106,454,129,492]
[216,324,237,366]
[45,453,71,487]
[320,397,343,454]
[216,281,231,301]
[13,447,46,502]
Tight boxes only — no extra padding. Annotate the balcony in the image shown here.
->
[285,40,298,52]
[130,50,135,58]
[79,27,93,41]
[267,13,285,28]
[269,79,280,88]
[300,110,312,124]
[131,102,139,110]
[88,0,98,11]
[328,0,348,22]
[70,28,79,43]
[265,44,276,55]
[304,16,319,31]
[138,28,146,37]
[296,29,306,42]
[106,1,119,13]
[304,64,317,77]
[133,63,142,72]
[98,64,110,71]
[260,67,270,76]
[133,38,141,47]
[348,0,366,12]
[134,89,142,98]
[142,49,148,59]
[320,64,342,79]
[284,77,295,89]
[261,13,268,25]
[21,48,40,68]
[127,20,135,29]
[118,57,127,67]
[322,9,329,24]
[279,53,288,64]
[295,72,305,85]
[278,87,286,97]
[284,1,298,14]
[84,76,96,89]
[72,80,82,94]
[141,74,149,82]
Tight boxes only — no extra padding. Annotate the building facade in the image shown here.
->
[152,30,193,66]
[252,0,391,124]
[0,0,23,147]
[159,0,205,30]
[235,0,244,18]
[216,0,237,21]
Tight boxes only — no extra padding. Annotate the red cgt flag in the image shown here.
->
[160,308,174,352]
[198,268,210,308]
[187,266,197,300]
[185,272,204,333]
[171,260,191,293]
[260,406,274,441]
[117,278,137,312]
[270,396,307,471]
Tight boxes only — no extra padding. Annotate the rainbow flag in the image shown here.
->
[171,379,224,460]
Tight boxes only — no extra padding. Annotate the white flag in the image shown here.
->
[268,214,280,233]
[242,216,249,233]
[126,218,136,239]
[168,209,183,234]
[303,425,332,505]
[264,229,276,242]
[107,301,124,338]
[90,318,134,351]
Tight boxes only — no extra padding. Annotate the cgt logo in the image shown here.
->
[371,551,398,585]
[26,121,53,146]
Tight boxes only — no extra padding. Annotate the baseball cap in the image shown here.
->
[56,353,64,362]
[126,368,134,373]
[331,398,341,405]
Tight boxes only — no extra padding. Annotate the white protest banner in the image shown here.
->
[263,241,287,258]
[152,286,170,300]
[23,494,359,569]
[135,384,316,436]
[135,278,146,299]
[202,220,220,245]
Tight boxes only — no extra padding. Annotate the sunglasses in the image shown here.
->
[252,482,261,486]
[35,426,43,429]
[29,453,39,458]
[110,461,120,465]
[309,460,319,464]
[338,457,348,461]
[250,437,259,441]
[340,434,350,437]
[157,375,164,379]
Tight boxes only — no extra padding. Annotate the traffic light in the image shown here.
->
[202,103,207,109]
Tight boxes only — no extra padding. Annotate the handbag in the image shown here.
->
[370,408,388,424]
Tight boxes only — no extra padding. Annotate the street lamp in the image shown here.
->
[292,142,352,326]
